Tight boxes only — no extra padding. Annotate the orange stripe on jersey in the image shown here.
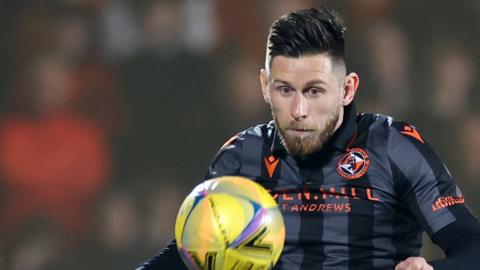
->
[221,135,239,149]
[400,125,425,144]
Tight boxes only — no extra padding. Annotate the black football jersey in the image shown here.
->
[206,104,467,270]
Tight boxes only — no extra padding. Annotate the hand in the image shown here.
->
[395,257,433,270]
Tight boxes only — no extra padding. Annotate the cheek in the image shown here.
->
[311,99,334,112]
[271,104,287,122]
[270,96,289,115]
[311,98,340,118]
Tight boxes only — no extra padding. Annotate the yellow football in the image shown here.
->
[175,176,285,270]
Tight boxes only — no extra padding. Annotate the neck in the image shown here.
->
[333,106,345,133]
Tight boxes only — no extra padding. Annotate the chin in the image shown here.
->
[283,136,323,157]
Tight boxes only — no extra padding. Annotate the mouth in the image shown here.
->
[286,128,314,136]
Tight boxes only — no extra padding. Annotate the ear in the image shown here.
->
[341,72,359,106]
[259,68,271,104]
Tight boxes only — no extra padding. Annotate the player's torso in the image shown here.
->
[234,118,422,270]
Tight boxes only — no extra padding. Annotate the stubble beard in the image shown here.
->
[274,105,341,157]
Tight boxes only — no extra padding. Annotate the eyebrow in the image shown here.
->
[304,80,327,87]
[271,79,327,87]
[271,79,292,86]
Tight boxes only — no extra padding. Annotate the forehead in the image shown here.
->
[269,54,335,79]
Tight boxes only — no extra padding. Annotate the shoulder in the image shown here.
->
[357,112,394,131]
[220,122,274,150]
[360,113,442,181]
[207,122,273,177]
[211,122,273,163]
[357,113,426,145]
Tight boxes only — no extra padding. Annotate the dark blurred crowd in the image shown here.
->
[0,0,478,269]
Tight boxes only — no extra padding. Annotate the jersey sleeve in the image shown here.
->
[429,208,480,270]
[387,122,473,236]
[205,133,243,179]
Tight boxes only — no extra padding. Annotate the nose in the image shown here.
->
[291,94,308,120]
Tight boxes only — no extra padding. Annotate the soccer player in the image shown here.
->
[137,6,480,270]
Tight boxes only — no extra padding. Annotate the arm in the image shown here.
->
[388,122,480,269]
[395,209,480,270]
[429,207,480,269]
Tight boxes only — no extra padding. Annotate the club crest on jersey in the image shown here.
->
[337,148,370,180]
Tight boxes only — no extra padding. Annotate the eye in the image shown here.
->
[306,87,324,97]
[276,86,293,96]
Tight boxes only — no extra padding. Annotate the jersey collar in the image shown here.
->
[271,102,358,155]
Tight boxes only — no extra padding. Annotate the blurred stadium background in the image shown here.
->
[0,0,478,269]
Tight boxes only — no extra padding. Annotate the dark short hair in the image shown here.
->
[266,7,347,69]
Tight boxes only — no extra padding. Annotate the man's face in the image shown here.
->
[261,54,349,157]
